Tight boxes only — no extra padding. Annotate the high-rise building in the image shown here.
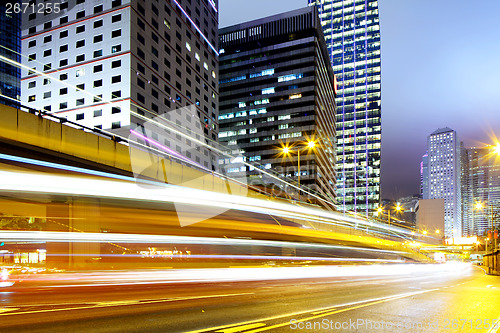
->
[463,147,500,236]
[421,128,462,238]
[21,0,219,170]
[308,0,382,214]
[421,152,429,198]
[0,2,21,107]
[218,7,337,207]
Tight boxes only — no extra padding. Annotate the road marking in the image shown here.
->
[215,323,266,333]
[94,300,140,306]
[312,308,336,315]
[487,315,500,333]
[244,289,440,333]
[184,289,439,333]
[0,292,253,316]
[0,308,18,314]
[142,293,254,304]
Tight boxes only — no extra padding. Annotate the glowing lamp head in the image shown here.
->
[282,147,290,155]
[423,230,428,235]
[494,143,500,156]
[307,141,316,149]
[377,207,383,214]
[475,202,484,210]
[396,204,402,212]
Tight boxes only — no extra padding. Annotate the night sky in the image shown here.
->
[219,0,500,200]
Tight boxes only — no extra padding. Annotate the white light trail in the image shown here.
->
[9,263,472,288]
[0,231,404,255]
[0,170,416,238]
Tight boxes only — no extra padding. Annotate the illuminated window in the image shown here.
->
[219,113,234,120]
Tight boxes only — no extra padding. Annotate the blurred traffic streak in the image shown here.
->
[0,156,433,282]
[0,263,488,333]
[2,263,471,289]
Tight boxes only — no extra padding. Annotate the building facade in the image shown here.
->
[421,127,462,238]
[0,2,21,107]
[420,151,429,198]
[308,0,381,214]
[21,0,219,170]
[416,198,445,241]
[463,147,500,236]
[218,7,337,206]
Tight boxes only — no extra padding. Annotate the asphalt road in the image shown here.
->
[0,265,498,333]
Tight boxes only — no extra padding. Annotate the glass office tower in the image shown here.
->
[463,147,500,237]
[308,0,381,214]
[0,2,21,107]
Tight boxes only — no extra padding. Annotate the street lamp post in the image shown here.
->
[376,203,403,226]
[475,201,499,253]
[281,141,316,193]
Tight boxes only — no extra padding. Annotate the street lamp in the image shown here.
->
[492,143,500,156]
[376,203,403,226]
[280,140,316,189]
[474,201,499,252]
[376,206,390,224]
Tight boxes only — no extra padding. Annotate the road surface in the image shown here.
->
[0,264,498,333]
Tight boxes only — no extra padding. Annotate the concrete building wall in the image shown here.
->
[416,198,445,234]
[21,0,219,171]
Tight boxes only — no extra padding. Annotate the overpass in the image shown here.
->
[0,104,433,269]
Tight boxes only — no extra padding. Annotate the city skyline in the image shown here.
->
[0,1,498,328]
[220,0,500,200]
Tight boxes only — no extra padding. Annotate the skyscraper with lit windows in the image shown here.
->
[463,147,500,236]
[0,2,20,107]
[218,7,337,207]
[308,0,381,214]
[422,128,462,238]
